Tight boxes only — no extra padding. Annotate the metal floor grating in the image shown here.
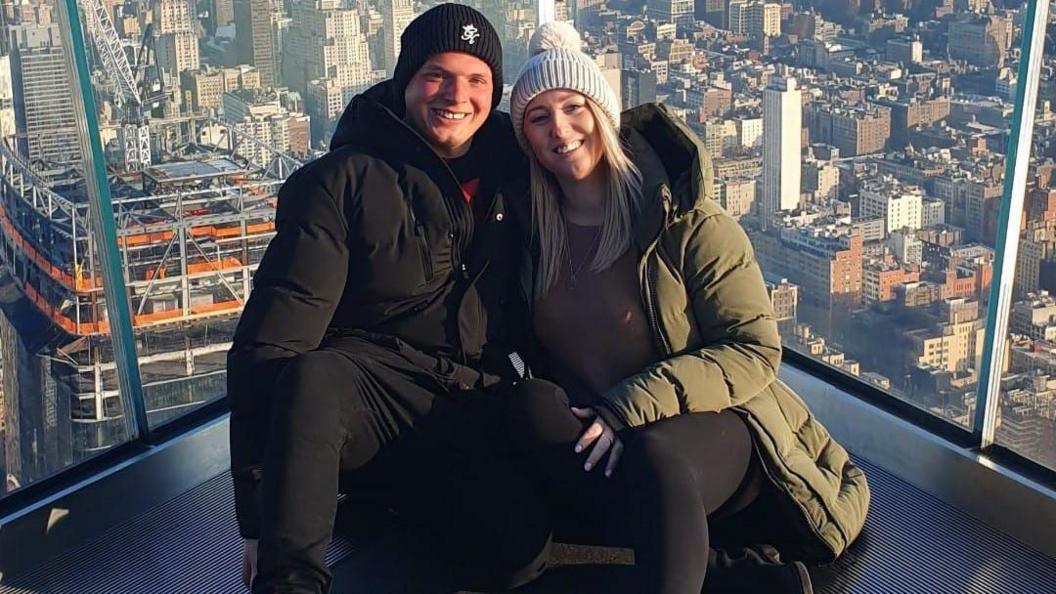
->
[804,458,1056,594]
[0,457,1054,593]
[0,471,355,594]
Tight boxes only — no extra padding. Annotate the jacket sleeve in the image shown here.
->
[226,169,350,539]
[598,212,782,429]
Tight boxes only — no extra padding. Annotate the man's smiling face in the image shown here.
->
[403,52,494,159]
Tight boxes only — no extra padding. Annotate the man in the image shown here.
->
[227,5,550,593]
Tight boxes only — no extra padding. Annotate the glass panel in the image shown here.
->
[993,19,1055,470]
[71,0,302,429]
[92,0,555,430]
[0,1,139,497]
[694,8,1031,432]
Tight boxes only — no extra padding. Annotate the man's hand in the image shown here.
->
[242,538,258,590]
[571,407,623,477]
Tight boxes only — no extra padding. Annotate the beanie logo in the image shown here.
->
[461,24,480,45]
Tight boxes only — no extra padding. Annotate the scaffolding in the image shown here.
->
[0,140,286,336]
[0,123,299,451]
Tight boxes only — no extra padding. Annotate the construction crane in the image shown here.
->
[78,0,155,171]
[135,24,167,117]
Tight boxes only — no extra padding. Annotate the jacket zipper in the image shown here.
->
[643,252,672,357]
[414,223,433,281]
[642,185,675,357]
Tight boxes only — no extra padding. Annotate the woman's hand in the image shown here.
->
[571,406,623,477]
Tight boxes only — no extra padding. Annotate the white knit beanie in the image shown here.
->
[511,21,622,151]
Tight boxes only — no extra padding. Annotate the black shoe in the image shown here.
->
[703,556,813,594]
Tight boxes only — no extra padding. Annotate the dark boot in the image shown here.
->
[702,546,813,594]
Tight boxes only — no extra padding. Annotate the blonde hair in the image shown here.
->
[528,99,643,300]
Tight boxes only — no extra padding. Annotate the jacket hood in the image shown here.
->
[329,81,401,152]
[328,80,519,168]
[622,102,715,214]
[621,103,715,251]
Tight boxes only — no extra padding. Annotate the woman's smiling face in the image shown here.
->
[523,89,605,184]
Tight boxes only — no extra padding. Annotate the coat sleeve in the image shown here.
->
[598,212,782,429]
[226,168,350,539]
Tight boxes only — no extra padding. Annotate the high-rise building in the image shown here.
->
[8,24,82,164]
[932,173,1002,243]
[154,0,193,34]
[222,88,306,168]
[876,96,949,148]
[234,0,280,88]
[762,76,801,229]
[500,0,556,78]
[948,14,1011,68]
[907,298,985,375]
[860,177,924,234]
[802,158,839,203]
[703,119,738,158]
[738,117,763,148]
[554,0,569,22]
[699,0,726,28]
[181,65,261,112]
[863,259,919,304]
[766,276,799,333]
[596,52,622,106]
[886,37,923,64]
[211,0,235,32]
[621,68,657,109]
[359,3,387,72]
[759,1,781,36]
[381,0,415,75]
[647,0,695,28]
[0,53,15,142]
[567,0,605,22]
[728,0,781,37]
[157,31,199,79]
[286,0,375,144]
[719,177,756,220]
[756,225,864,308]
[807,102,891,157]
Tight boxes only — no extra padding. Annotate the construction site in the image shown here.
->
[0,1,302,491]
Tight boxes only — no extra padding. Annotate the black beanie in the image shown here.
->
[392,3,504,111]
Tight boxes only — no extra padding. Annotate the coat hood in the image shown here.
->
[622,102,715,214]
[620,103,716,251]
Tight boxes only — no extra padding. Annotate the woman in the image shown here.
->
[503,22,870,594]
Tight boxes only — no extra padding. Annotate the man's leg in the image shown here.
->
[253,344,550,594]
[343,387,553,592]
[252,348,413,594]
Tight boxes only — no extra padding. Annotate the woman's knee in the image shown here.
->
[621,428,689,476]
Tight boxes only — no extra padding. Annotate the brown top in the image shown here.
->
[533,222,660,406]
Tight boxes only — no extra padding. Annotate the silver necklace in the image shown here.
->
[565,225,601,290]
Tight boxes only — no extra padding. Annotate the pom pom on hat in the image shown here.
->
[511,21,622,151]
[529,21,583,55]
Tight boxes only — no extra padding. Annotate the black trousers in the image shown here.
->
[252,335,552,594]
[505,379,778,594]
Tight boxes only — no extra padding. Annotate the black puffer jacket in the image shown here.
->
[226,81,525,538]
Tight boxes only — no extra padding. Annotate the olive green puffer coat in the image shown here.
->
[518,102,870,561]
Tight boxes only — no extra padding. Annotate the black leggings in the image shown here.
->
[505,379,761,594]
